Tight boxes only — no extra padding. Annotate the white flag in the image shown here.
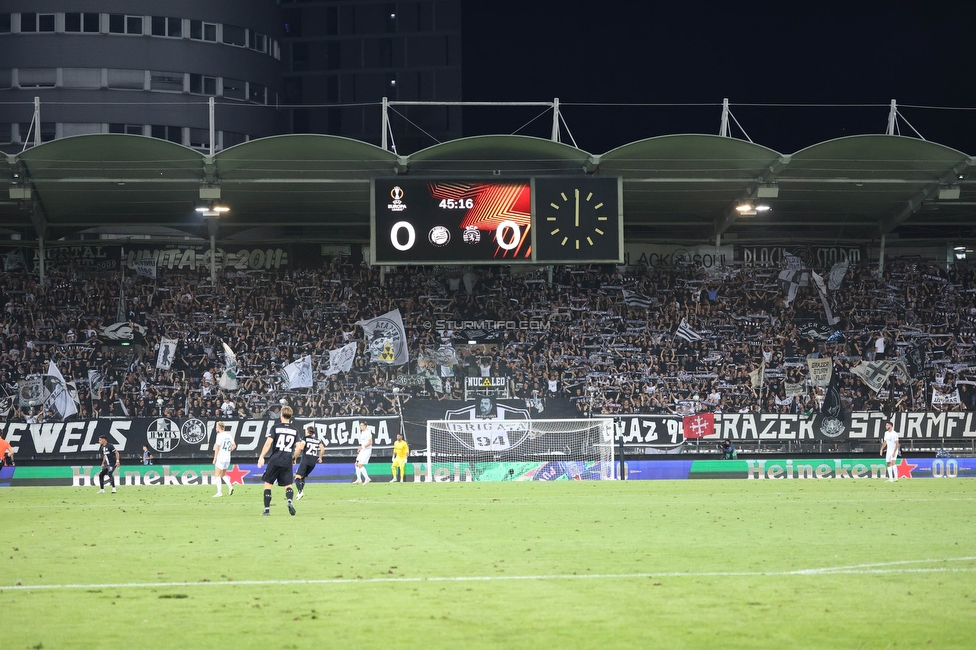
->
[156,336,178,370]
[810,270,840,326]
[807,355,833,387]
[326,342,357,377]
[100,321,147,341]
[44,361,78,419]
[827,260,850,291]
[134,258,157,279]
[218,342,238,390]
[783,253,804,270]
[357,309,409,366]
[932,388,961,406]
[749,363,765,389]
[283,355,314,389]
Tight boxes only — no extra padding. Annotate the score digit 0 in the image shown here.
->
[390,221,416,251]
[496,220,520,251]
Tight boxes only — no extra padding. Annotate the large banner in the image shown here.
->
[3,409,976,460]
[0,416,400,461]
[0,243,332,274]
[401,398,578,448]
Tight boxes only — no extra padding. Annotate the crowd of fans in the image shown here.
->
[1,253,975,422]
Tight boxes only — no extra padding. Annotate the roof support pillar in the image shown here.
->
[878,233,886,276]
[719,98,730,137]
[205,215,219,284]
[37,233,45,287]
[886,99,897,136]
[381,97,389,152]
[551,98,560,142]
[209,96,215,157]
[33,97,41,148]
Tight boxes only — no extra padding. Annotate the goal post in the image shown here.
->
[425,418,616,481]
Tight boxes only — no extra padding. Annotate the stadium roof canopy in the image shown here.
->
[2,132,974,245]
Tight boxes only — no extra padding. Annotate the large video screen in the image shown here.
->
[372,179,532,264]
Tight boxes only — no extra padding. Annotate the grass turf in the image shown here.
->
[2,479,975,649]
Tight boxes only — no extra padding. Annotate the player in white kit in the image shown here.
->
[880,421,901,482]
[353,420,372,484]
[212,421,237,496]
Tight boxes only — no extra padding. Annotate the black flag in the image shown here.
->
[904,344,924,379]
[813,365,846,437]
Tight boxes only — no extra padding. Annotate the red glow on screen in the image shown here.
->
[428,182,532,258]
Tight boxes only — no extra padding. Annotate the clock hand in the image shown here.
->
[574,188,580,227]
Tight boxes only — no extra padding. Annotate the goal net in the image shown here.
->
[425,418,615,481]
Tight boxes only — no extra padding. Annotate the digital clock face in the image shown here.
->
[372,179,532,264]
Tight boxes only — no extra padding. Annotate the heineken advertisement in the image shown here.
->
[1,463,410,487]
[624,457,976,480]
[1,457,974,486]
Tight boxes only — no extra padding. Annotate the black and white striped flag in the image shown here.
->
[675,318,703,342]
[622,289,654,309]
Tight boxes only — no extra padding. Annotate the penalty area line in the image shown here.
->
[3,558,976,592]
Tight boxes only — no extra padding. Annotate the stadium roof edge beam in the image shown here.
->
[1,133,974,245]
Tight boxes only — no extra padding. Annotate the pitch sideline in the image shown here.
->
[2,556,974,592]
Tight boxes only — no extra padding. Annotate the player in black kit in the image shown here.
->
[294,424,324,501]
[257,406,305,516]
[97,435,120,493]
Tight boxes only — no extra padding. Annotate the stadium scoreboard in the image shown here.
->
[371,177,622,265]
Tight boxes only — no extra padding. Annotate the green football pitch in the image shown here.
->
[2,479,975,649]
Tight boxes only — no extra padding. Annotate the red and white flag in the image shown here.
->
[682,413,715,439]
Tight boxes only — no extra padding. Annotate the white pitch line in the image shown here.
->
[3,558,974,592]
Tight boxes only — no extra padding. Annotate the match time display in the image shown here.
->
[372,179,532,264]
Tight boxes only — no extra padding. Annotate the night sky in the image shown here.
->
[461,1,976,155]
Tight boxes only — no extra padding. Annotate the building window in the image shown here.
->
[109,124,145,136]
[65,13,81,32]
[126,16,143,35]
[150,71,184,92]
[17,68,57,88]
[223,131,247,148]
[61,123,102,137]
[292,42,308,72]
[151,16,182,38]
[326,7,338,35]
[223,24,245,46]
[248,83,266,104]
[223,78,246,101]
[283,10,302,37]
[151,125,183,144]
[189,74,217,95]
[82,13,99,33]
[188,128,210,149]
[379,39,393,67]
[107,69,145,90]
[249,31,267,53]
[0,69,11,90]
[327,41,341,70]
[61,68,102,89]
[20,13,36,32]
[0,123,11,144]
[189,20,217,42]
[39,13,55,32]
[108,14,123,33]
[0,14,10,33]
